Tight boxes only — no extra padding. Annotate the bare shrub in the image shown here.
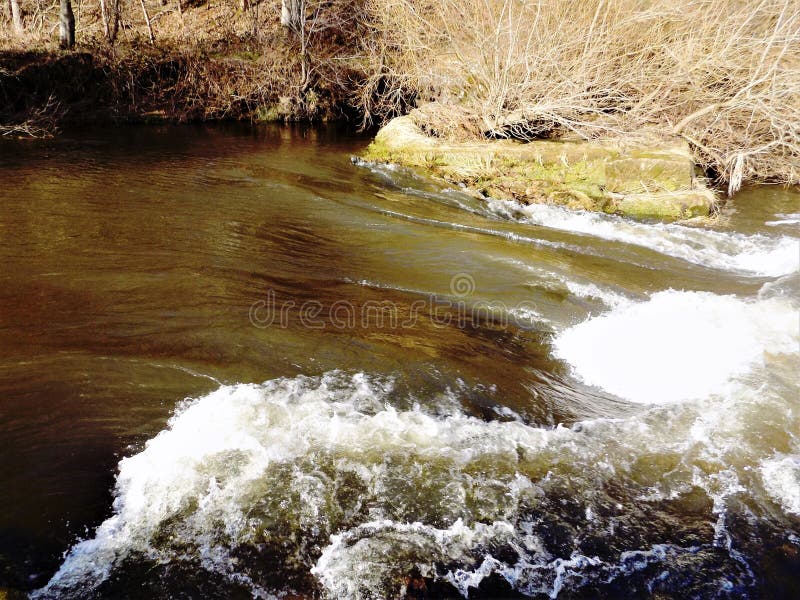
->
[0,92,60,137]
[359,0,800,191]
[3,0,795,190]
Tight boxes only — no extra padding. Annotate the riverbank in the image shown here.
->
[0,1,365,134]
[0,43,348,135]
[2,0,798,196]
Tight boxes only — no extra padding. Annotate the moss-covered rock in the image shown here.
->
[604,190,716,221]
[362,116,716,221]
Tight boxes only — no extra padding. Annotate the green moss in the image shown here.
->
[361,117,714,221]
[606,156,691,193]
[604,191,714,221]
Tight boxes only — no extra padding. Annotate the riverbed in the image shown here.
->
[0,124,798,598]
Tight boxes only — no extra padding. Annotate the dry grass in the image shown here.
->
[3,0,798,190]
[359,0,800,192]
[0,0,367,122]
[0,0,357,130]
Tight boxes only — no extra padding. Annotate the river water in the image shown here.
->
[0,124,798,599]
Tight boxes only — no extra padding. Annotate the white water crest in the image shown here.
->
[312,519,518,598]
[498,258,633,309]
[486,199,800,276]
[761,455,800,516]
[35,367,799,599]
[553,289,799,404]
[377,207,589,253]
[766,212,800,227]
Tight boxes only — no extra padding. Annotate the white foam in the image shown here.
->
[487,199,800,276]
[507,304,548,327]
[34,373,572,599]
[312,519,516,598]
[35,366,798,598]
[553,290,799,404]
[760,455,800,516]
[561,280,631,309]
[312,519,696,599]
[766,212,800,227]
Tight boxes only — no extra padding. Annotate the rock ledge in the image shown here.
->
[362,116,716,221]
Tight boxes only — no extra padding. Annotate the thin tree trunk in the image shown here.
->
[280,0,300,29]
[99,0,109,39]
[108,0,119,42]
[241,0,248,11]
[9,0,22,34]
[281,0,307,88]
[176,0,182,20]
[138,0,154,43]
[59,0,75,48]
[300,32,308,91]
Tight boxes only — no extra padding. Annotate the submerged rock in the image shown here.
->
[362,116,716,221]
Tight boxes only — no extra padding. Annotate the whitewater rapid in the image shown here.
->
[486,199,800,277]
[35,167,800,599]
[35,350,800,599]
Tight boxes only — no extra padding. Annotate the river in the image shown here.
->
[0,124,798,599]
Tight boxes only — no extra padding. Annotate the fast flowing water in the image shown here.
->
[0,124,798,599]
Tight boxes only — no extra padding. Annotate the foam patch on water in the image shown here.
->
[312,519,517,598]
[553,290,799,404]
[760,455,800,516]
[313,519,699,600]
[486,199,800,276]
[766,212,800,227]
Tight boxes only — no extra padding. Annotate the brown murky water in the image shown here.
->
[0,124,798,599]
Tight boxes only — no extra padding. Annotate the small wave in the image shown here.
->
[377,207,582,253]
[499,258,633,309]
[766,212,800,227]
[312,519,516,598]
[313,520,709,600]
[553,289,799,404]
[760,455,800,516]
[486,199,800,277]
[562,280,631,308]
[506,304,546,327]
[342,277,431,297]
